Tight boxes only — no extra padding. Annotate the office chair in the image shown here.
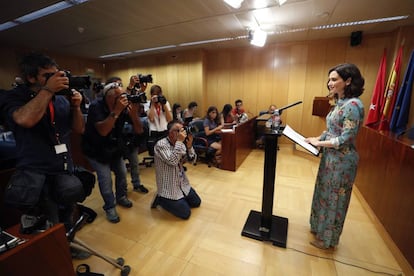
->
[137,119,155,167]
[140,137,155,167]
[189,119,216,167]
[140,129,169,167]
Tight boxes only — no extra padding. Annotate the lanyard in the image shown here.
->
[48,100,61,144]
[48,101,55,123]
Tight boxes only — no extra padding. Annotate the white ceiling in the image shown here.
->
[0,0,413,60]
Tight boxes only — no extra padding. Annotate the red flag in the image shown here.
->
[378,46,403,131]
[365,49,387,128]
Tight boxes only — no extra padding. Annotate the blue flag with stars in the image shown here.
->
[390,50,414,135]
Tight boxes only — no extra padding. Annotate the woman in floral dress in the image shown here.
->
[305,63,365,249]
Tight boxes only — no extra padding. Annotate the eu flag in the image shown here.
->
[390,50,414,135]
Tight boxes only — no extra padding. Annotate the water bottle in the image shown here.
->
[265,118,272,128]
[271,110,281,130]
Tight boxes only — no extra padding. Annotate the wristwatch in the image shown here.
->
[109,112,119,119]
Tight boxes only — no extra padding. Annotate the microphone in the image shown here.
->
[275,101,303,115]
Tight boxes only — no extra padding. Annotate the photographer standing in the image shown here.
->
[151,120,201,219]
[147,84,172,154]
[106,76,149,194]
[2,52,85,230]
[82,81,143,223]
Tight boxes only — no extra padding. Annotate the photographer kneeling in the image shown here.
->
[151,120,201,219]
[82,82,144,223]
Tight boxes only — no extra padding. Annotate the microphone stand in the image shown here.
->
[241,101,302,247]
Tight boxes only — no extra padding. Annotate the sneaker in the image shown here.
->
[105,208,120,223]
[117,196,133,208]
[133,184,149,194]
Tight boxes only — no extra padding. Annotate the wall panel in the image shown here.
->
[1,28,413,140]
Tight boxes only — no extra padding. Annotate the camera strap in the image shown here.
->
[155,105,161,117]
[48,100,55,123]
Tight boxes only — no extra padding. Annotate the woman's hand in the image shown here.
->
[305,137,320,147]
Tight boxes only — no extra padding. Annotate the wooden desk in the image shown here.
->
[355,126,414,268]
[0,223,75,276]
[220,117,256,171]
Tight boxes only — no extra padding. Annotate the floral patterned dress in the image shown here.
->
[310,97,364,248]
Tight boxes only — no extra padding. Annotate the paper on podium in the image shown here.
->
[282,125,319,156]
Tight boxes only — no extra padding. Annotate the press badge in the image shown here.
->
[54,143,68,154]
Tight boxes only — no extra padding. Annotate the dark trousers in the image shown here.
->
[158,188,201,219]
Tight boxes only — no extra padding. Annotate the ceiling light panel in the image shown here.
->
[223,0,244,9]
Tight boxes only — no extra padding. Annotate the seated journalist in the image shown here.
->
[151,120,201,219]
[82,82,144,223]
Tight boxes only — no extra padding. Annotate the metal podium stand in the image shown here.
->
[241,101,302,248]
[241,127,288,247]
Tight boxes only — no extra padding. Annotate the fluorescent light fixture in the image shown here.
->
[0,21,18,32]
[223,0,244,9]
[99,51,132,59]
[16,2,72,23]
[277,0,287,5]
[0,0,89,32]
[312,15,409,30]
[135,45,177,53]
[179,37,233,47]
[97,13,408,59]
[249,28,267,47]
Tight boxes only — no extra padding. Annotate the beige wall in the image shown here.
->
[0,48,104,90]
[103,50,204,115]
[204,29,414,137]
[1,26,413,139]
[103,26,414,138]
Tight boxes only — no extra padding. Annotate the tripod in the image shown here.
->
[67,213,131,276]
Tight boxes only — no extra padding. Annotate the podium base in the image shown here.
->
[241,210,288,248]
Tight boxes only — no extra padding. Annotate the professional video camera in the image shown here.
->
[123,92,147,104]
[133,73,153,90]
[138,74,153,84]
[44,70,91,95]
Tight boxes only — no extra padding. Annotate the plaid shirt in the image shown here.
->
[154,137,196,200]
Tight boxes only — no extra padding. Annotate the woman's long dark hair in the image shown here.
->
[206,106,220,125]
[328,63,365,99]
[221,104,233,118]
[172,103,182,121]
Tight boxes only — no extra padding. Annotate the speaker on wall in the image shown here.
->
[350,31,363,46]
